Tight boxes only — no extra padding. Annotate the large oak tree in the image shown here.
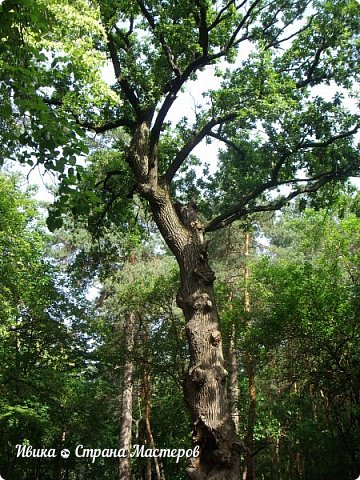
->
[1,0,359,478]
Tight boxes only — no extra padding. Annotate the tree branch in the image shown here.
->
[43,97,136,133]
[95,169,124,189]
[194,0,209,57]
[209,0,240,30]
[149,0,272,155]
[107,34,142,118]
[208,131,244,156]
[78,117,136,134]
[296,41,329,88]
[114,15,134,51]
[297,125,360,149]
[205,171,353,232]
[91,191,123,236]
[164,114,237,183]
[265,11,316,50]
[227,0,263,50]
[150,55,210,154]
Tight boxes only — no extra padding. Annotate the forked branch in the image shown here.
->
[164,114,237,183]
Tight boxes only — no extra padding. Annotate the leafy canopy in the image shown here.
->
[0,0,359,231]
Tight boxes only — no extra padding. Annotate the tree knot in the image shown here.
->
[187,292,213,311]
[189,365,207,385]
[210,329,221,347]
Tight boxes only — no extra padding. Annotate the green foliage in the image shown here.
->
[93,253,190,478]
[0,173,116,480]
[209,195,360,479]
[246,203,360,479]
[47,148,137,230]
[1,1,360,478]
[1,0,358,197]
[0,0,112,169]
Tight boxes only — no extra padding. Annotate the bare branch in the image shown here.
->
[164,114,237,183]
[208,131,244,156]
[43,97,62,107]
[150,56,209,152]
[209,0,237,30]
[209,0,252,31]
[91,191,123,236]
[260,7,283,39]
[114,26,131,51]
[227,0,263,50]
[296,41,329,88]
[265,12,316,50]
[43,97,136,133]
[95,169,124,189]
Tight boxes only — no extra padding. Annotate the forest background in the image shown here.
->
[0,1,359,479]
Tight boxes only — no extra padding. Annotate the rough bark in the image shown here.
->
[126,122,243,479]
[148,192,242,479]
[243,354,256,480]
[179,240,242,480]
[118,311,136,480]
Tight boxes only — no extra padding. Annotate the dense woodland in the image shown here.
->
[0,0,360,479]
[1,173,359,480]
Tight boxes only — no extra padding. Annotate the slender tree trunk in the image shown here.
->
[119,311,136,480]
[228,294,240,432]
[243,354,256,480]
[58,429,67,480]
[144,368,166,480]
[133,383,146,480]
[129,123,242,479]
[146,458,152,480]
[242,232,256,480]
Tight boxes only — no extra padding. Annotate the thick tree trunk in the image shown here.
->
[118,311,135,480]
[179,248,242,480]
[148,193,241,478]
[129,124,243,479]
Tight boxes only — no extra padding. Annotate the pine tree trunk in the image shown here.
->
[229,299,240,432]
[118,311,135,480]
[144,366,166,480]
[243,232,256,480]
[244,354,256,480]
